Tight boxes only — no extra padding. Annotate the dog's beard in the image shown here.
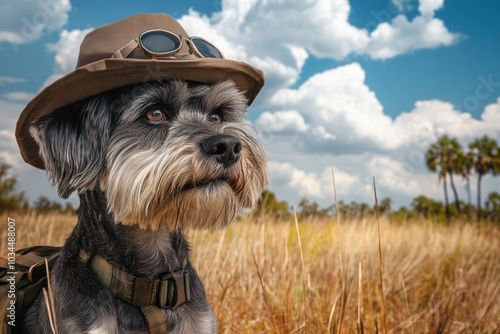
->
[103,113,267,231]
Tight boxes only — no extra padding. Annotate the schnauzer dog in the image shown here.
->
[22,79,268,333]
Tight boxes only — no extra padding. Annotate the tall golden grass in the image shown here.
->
[1,212,499,333]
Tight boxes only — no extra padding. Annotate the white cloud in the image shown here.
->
[394,98,500,146]
[286,45,309,71]
[42,28,92,87]
[366,155,441,199]
[2,91,34,102]
[0,0,71,44]
[0,129,16,147]
[0,76,25,85]
[173,0,462,111]
[264,140,500,209]
[257,62,500,158]
[418,0,444,17]
[177,0,459,99]
[366,15,458,59]
[391,0,412,12]
[253,59,500,208]
[257,63,400,153]
[178,8,302,103]
[256,110,309,135]
[0,100,24,128]
[0,98,62,202]
[0,100,26,169]
[269,161,323,198]
[393,100,460,145]
[268,161,360,201]
[0,27,92,180]
[482,98,500,124]
[177,9,247,61]
[48,29,89,73]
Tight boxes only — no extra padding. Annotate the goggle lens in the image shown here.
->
[141,30,181,54]
[191,38,223,59]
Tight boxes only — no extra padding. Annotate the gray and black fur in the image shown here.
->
[24,80,268,333]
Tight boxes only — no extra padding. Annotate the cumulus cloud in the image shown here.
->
[177,0,459,100]
[0,0,71,44]
[482,98,500,124]
[266,155,439,206]
[262,96,500,207]
[269,161,324,198]
[366,156,441,199]
[418,0,444,17]
[42,28,93,87]
[266,147,480,208]
[394,98,500,147]
[268,161,359,200]
[256,64,500,207]
[257,63,399,153]
[257,63,500,157]
[256,110,309,135]
[178,7,302,103]
[366,15,458,59]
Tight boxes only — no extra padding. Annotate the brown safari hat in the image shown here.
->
[16,13,265,170]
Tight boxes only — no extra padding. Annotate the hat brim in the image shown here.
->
[16,58,265,170]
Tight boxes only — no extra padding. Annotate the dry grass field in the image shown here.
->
[1,212,499,333]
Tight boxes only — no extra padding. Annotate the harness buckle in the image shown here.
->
[157,269,190,309]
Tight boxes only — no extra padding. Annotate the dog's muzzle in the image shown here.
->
[202,134,242,167]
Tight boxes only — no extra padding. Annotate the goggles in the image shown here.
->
[112,29,224,59]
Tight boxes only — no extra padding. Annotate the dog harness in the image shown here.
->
[81,252,191,334]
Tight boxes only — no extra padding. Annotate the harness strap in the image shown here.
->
[81,252,191,334]
[140,306,168,334]
[89,254,190,308]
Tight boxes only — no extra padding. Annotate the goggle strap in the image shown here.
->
[112,39,139,59]
[110,32,223,59]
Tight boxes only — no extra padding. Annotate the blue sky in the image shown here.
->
[1,0,500,209]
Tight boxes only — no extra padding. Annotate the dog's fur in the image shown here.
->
[23,80,268,333]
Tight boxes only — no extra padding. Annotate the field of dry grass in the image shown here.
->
[1,212,499,333]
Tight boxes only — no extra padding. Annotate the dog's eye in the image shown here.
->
[209,113,222,123]
[145,108,166,122]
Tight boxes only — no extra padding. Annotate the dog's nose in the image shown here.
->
[202,135,242,167]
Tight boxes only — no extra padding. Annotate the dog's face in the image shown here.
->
[31,80,268,230]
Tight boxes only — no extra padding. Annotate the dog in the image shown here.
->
[23,79,268,333]
[16,14,267,334]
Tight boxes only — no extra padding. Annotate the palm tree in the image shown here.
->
[469,136,500,222]
[459,151,474,220]
[426,135,463,222]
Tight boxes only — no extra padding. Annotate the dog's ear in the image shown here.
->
[30,96,114,198]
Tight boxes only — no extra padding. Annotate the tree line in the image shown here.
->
[255,189,500,223]
[1,137,499,224]
[0,162,75,214]
[426,134,500,222]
